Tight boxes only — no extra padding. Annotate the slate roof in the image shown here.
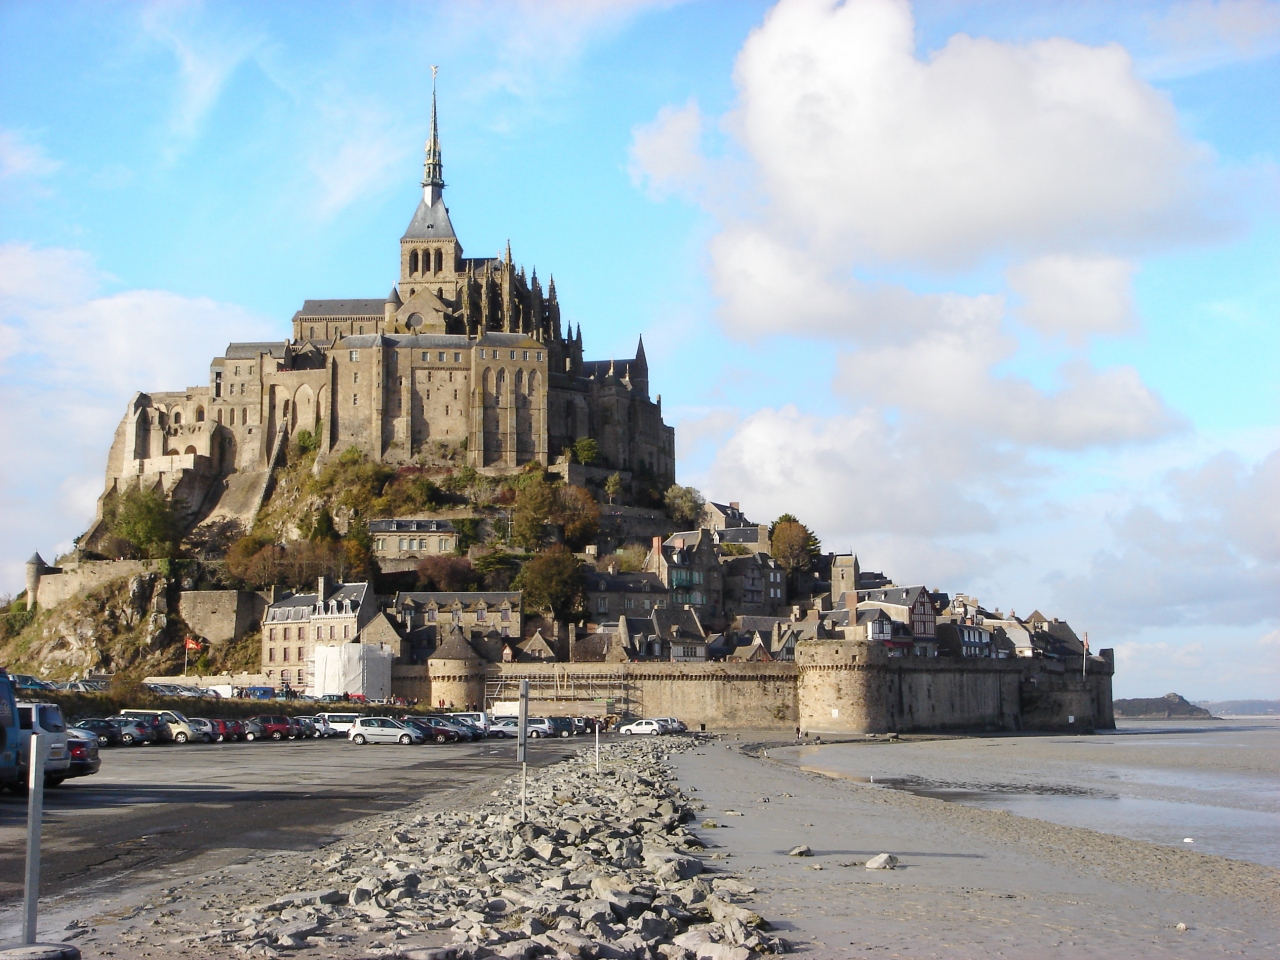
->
[585,571,666,593]
[402,196,456,240]
[224,342,290,360]
[369,518,456,534]
[265,582,369,620]
[396,591,520,609]
[718,526,766,545]
[430,623,482,662]
[293,300,387,318]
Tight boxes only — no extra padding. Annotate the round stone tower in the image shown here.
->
[25,553,47,611]
[795,637,888,734]
[426,623,487,711]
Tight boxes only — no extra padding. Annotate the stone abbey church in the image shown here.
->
[87,89,675,545]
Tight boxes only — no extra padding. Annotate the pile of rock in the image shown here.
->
[228,738,787,959]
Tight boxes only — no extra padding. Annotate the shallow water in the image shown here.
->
[791,718,1280,868]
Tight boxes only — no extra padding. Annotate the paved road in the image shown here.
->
[0,734,577,914]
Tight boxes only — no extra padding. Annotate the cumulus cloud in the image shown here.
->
[1008,255,1138,342]
[0,243,274,591]
[1052,447,1280,633]
[727,0,1220,268]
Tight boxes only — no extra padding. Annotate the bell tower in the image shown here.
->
[399,66,461,317]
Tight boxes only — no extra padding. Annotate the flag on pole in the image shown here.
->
[185,637,202,651]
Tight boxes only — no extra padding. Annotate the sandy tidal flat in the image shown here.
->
[670,736,1280,959]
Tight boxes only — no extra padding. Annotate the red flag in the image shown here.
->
[185,637,202,651]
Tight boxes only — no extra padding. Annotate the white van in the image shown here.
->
[315,712,361,735]
[16,701,72,785]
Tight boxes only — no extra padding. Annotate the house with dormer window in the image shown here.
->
[260,577,380,690]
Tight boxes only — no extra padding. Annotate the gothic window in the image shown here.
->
[358,325,364,334]
[409,250,419,274]
[529,371,540,397]
[242,407,248,424]
[216,409,223,424]
[434,250,443,272]
[173,410,182,424]
[310,327,315,339]
[195,406,204,422]
[495,368,505,403]
[514,369,523,396]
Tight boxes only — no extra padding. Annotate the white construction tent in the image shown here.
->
[311,642,395,700]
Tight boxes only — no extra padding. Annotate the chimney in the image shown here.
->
[608,560,618,576]
[730,502,739,511]
[674,538,685,549]
[651,535,662,556]
[317,576,329,602]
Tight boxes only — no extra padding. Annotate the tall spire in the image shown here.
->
[422,65,444,205]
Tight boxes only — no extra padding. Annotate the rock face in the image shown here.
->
[86,738,790,959]
[1113,693,1213,720]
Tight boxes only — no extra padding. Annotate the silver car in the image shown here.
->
[348,717,424,745]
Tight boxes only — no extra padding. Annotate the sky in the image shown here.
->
[1,0,1277,700]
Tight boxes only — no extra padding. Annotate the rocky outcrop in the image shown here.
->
[1113,693,1213,719]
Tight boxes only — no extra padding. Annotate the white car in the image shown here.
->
[348,717,424,745]
[618,719,663,736]
[315,712,360,735]
[297,715,336,738]
[525,718,554,738]
[16,701,72,784]
[489,717,519,738]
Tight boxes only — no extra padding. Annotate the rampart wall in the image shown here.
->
[35,560,152,609]
[176,590,267,645]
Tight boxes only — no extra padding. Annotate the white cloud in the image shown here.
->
[1147,0,1280,77]
[628,99,711,202]
[0,129,61,184]
[0,243,274,591]
[726,0,1220,269]
[307,97,409,219]
[1008,255,1138,342]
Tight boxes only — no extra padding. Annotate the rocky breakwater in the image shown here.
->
[223,738,787,960]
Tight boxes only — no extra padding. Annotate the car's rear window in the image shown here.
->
[39,705,65,732]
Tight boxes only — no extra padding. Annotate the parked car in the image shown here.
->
[241,718,266,741]
[348,717,424,745]
[16,701,72,786]
[407,715,468,743]
[106,716,156,746]
[292,716,317,739]
[314,712,361,736]
[546,716,575,739]
[249,716,292,741]
[525,717,555,739]
[447,711,490,735]
[653,717,687,733]
[0,669,20,790]
[118,708,199,744]
[202,718,240,742]
[448,716,486,741]
[187,718,218,743]
[9,674,56,696]
[64,728,102,780]
[72,718,124,747]
[489,717,519,739]
[296,716,335,738]
[618,719,663,736]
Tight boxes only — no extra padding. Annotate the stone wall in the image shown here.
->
[35,559,152,610]
[176,590,266,645]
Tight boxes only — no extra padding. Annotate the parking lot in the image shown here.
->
[0,733,574,924]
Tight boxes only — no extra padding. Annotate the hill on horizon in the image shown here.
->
[1193,699,1280,717]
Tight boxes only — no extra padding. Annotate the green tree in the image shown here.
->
[512,473,555,549]
[311,506,338,541]
[572,437,599,465]
[111,487,178,558]
[770,517,822,581]
[555,484,600,550]
[514,545,586,622]
[663,484,706,528]
[604,472,623,505]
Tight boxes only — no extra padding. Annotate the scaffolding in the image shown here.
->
[485,669,632,716]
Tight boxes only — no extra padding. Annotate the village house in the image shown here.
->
[645,531,725,624]
[721,552,787,617]
[369,518,460,562]
[393,590,522,663]
[583,567,668,626]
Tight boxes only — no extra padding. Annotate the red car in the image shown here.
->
[206,718,241,742]
[249,716,291,741]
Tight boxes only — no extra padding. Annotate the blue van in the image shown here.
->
[0,668,20,789]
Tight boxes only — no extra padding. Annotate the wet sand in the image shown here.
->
[670,735,1280,959]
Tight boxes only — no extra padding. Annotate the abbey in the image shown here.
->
[88,85,675,542]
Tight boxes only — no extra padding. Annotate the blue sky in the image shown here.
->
[1,0,1277,699]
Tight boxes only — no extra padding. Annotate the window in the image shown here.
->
[445,405,449,416]
[501,607,511,621]
[315,625,322,639]
[428,608,437,622]
[248,365,254,375]
[353,371,359,383]
[399,538,407,551]
[422,351,429,361]
[343,625,350,639]
[284,627,291,642]
[438,351,445,362]
[328,625,335,639]
[214,371,223,397]
[297,670,305,686]
[479,349,486,359]
[509,350,516,360]
[454,352,461,362]
[235,366,241,376]
[297,646,303,661]
[536,352,543,362]
[269,628,276,641]
[522,351,528,361]
[453,389,458,400]
[353,394,359,406]
[282,646,290,662]
[281,670,290,683]
[597,597,608,613]
[349,350,359,361]
[268,647,276,663]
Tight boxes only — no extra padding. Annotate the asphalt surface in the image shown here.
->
[0,733,574,915]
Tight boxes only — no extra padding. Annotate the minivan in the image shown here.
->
[315,712,361,735]
[16,701,72,785]
[119,708,199,744]
[446,711,490,734]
